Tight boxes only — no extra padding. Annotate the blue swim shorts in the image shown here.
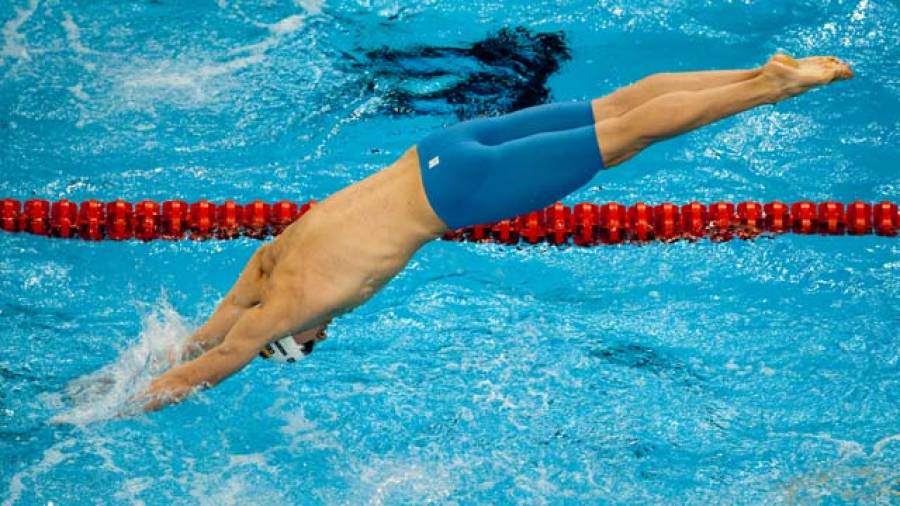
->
[417,100,605,229]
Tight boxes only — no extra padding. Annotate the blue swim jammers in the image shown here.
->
[417,100,605,229]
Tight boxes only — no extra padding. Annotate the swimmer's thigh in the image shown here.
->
[467,124,606,224]
[472,101,597,145]
[418,115,605,229]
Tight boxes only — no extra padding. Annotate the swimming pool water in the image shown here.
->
[1,0,898,504]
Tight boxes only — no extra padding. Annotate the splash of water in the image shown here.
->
[0,0,38,63]
[118,11,309,106]
[49,297,194,425]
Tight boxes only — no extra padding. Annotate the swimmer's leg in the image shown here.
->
[594,56,852,167]
[591,55,851,120]
[592,68,761,119]
[424,64,790,226]
[471,59,771,143]
[469,56,834,146]
[443,124,605,226]
[472,101,598,145]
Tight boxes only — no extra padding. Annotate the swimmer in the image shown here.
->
[144,53,853,411]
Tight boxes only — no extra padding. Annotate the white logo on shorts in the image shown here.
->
[428,156,440,169]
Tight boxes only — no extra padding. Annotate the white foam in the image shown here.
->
[227,453,277,474]
[68,83,89,101]
[267,400,344,451]
[123,52,263,89]
[295,0,323,15]
[354,459,456,506]
[850,0,869,22]
[230,14,306,55]
[1,0,38,62]
[777,430,900,502]
[120,13,305,106]
[61,11,92,55]
[178,452,290,506]
[872,433,900,456]
[268,14,304,35]
[50,296,193,425]
[112,477,153,505]
[3,439,77,506]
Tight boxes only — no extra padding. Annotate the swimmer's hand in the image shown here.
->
[142,322,270,412]
[143,372,208,412]
[143,297,316,413]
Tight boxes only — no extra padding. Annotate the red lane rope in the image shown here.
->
[1,198,897,246]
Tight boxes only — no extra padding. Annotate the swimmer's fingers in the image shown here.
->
[145,302,301,412]
[142,369,212,412]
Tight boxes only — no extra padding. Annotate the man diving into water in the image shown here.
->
[145,53,853,411]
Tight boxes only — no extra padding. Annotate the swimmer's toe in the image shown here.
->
[770,53,799,68]
[798,55,854,81]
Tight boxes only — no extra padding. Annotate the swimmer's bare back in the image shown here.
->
[144,53,852,412]
[144,149,445,410]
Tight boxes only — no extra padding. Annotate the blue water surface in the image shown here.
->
[1,0,899,504]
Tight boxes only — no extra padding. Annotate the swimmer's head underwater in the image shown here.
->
[259,324,328,363]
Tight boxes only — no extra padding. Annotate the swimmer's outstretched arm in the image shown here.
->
[174,246,272,361]
[144,297,302,412]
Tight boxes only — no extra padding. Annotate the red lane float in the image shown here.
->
[2,198,898,245]
[216,200,242,239]
[572,203,599,246]
[134,200,160,242]
[845,201,872,235]
[817,201,844,235]
[162,200,189,239]
[189,200,216,239]
[517,211,545,245]
[1,199,20,232]
[628,202,654,242]
[764,201,790,233]
[79,199,104,240]
[467,224,491,242]
[791,201,817,234]
[106,199,133,240]
[873,201,898,237]
[270,200,298,236]
[492,219,518,245]
[545,202,571,245]
[242,200,270,239]
[737,201,763,238]
[708,201,735,241]
[654,203,679,241]
[599,202,627,244]
[20,199,50,236]
[50,199,78,238]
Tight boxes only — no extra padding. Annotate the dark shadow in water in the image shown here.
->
[357,27,571,120]
[589,342,707,388]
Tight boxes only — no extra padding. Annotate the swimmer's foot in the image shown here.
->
[762,53,853,103]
